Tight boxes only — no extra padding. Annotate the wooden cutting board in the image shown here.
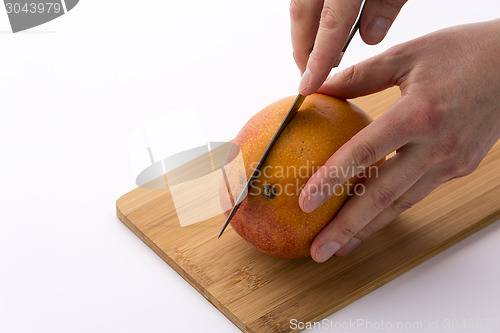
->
[116,87,500,333]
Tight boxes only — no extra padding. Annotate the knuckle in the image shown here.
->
[355,224,376,241]
[370,185,398,211]
[458,165,475,178]
[384,43,407,62]
[316,165,343,195]
[463,157,481,176]
[385,43,404,57]
[382,0,408,13]
[441,162,460,181]
[325,175,342,195]
[391,198,415,213]
[424,139,460,165]
[443,154,480,180]
[460,163,478,177]
[289,0,304,20]
[351,140,378,168]
[340,65,357,85]
[309,49,338,66]
[320,4,343,30]
[405,101,453,143]
[338,220,358,240]
[383,44,411,78]
[414,100,443,134]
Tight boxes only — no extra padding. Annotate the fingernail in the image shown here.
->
[315,241,341,263]
[366,17,391,43]
[298,67,311,94]
[338,237,362,256]
[302,190,325,213]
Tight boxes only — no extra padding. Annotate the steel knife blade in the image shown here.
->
[217,94,305,238]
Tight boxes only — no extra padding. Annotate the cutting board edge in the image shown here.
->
[116,195,500,333]
[299,209,500,330]
[115,201,253,333]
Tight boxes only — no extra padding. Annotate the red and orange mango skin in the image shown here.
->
[221,94,376,258]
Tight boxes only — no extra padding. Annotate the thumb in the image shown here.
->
[317,45,411,99]
[360,0,407,45]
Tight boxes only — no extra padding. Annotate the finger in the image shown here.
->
[310,147,431,263]
[299,95,413,213]
[359,0,407,45]
[335,169,442,256]
[333,237,362,257]
[290,0,324,74]
[317,45,411,99]
[298,0,363,96]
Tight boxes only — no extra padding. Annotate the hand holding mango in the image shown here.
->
[291,1,500,262]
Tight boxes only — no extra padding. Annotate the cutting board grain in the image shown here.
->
[116,87,500,333]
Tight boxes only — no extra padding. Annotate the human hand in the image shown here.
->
[290,0,407,96]
[298,19,500,262]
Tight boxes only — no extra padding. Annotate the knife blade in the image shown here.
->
[217,94,306,238]
[217,2,365,238]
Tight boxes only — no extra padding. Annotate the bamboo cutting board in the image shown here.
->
[116,87,500,333]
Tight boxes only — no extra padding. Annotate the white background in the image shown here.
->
[1,1,500,332]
